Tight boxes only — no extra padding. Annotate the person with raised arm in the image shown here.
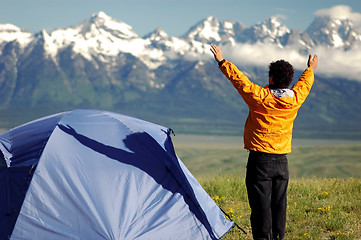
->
[210,43,318,240]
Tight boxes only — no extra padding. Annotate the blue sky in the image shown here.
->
[1,0,361,36]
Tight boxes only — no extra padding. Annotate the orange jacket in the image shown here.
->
[219,60,314,154]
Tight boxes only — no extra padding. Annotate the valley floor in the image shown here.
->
[172,135,361,178]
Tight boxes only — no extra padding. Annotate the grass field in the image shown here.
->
[200,176,361,240]
[172,135,361,178]
[172,135,361,239]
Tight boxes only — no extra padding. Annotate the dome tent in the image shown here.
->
[0,109,233,240]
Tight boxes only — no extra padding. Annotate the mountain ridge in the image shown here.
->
[2,12,360,70]
[1,12,361,138]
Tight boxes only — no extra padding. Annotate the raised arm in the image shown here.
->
[210,44,263,106]
[291,54,318,104]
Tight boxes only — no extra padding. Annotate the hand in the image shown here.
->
[308,54,318,71]
[210,43,224,63]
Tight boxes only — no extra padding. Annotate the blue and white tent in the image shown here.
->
[0,109,233,240]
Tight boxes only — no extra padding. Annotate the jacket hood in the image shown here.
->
[266,85,296,108]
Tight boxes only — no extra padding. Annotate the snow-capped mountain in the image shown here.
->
[29,12,168,69]
[1,12,360,70]
[237,17,291,46]
[306,15,361,49]
[1,11,361,135]
[183,16,245,45]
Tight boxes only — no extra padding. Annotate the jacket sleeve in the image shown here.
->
[291,67,315,104]
[219,60,263,106]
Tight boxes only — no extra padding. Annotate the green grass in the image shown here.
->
[200,176,361,240]
[172,135,361,239]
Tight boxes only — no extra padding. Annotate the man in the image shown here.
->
[210,44,318,240]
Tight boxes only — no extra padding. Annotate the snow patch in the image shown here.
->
[332,33,344,47]
[0,24,33,46]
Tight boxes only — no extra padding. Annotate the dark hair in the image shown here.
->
[269,60,294,89]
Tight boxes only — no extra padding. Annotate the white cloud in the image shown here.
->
[216,42,361,81]
[222,43,303,69]
[205,5,361,81]
[315,5,361,31]
[312,44,361,81]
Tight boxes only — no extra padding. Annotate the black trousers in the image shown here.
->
[246,150,289,240]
